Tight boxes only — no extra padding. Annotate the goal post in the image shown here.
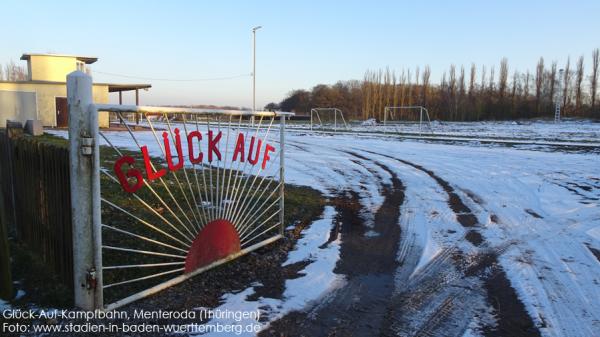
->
[383,106,432,135]
[310,108,349,131]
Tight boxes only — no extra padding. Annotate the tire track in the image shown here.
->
[363,149,541,337]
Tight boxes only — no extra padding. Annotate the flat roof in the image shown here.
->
[108,84,152,92]
[20,53,98,64]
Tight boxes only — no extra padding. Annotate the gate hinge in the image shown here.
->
[80,135,94,156]
[86,268,97,290]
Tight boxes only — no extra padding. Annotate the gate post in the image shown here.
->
[67,71,103,310]
[279,114,285,235]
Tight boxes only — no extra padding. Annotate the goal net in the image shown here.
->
[383,106,432,134]
[310,108,349,131]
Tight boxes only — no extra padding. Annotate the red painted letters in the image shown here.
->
[232,133,245,162]
[208,130,222,162]
[164,129,184,171]
[114,131,277,193]
[142,145,167,181]
[187,130,203,164]
[247,136,262,165]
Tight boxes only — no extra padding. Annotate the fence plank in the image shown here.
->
[0,132,73,292]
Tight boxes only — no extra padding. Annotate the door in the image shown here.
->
[55,97,68,127]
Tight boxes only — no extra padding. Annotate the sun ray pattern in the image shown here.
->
[97,110,286,308]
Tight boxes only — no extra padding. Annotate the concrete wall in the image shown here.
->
[0,82,109,128]
[28,55,78,82]
[0,90,37,125]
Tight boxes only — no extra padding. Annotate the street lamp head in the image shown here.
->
[252,26,262,32]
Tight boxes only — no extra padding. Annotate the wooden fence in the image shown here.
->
[0,131,73,290]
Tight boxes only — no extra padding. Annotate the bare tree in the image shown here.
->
[414,66,420,107]
[448,65,457,118]
[362,70,373,118]
[406,68,413,107]
[468,63,476,98]
[535,57,544,113]
[399,69,406,111]
[458,66,466,119]
[511,70,519,115]
[498,58,509,101]
[489,66,495,94]
[591,48,599,111]
[3,60,27,81]
[392,71,398,111]
[563,57,571,113]
[480,65,487,93]
[524,70,530,98]
[422,66,431,108]
[548,61,557,107]
[575,55,584,111]
[384,67,393,112]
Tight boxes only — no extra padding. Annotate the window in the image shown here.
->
[76,61,86,72]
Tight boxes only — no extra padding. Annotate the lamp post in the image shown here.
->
[252,26,262,126]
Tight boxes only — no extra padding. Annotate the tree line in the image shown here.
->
[272,48,600,121]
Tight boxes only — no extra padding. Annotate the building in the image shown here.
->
[0,53,151,128]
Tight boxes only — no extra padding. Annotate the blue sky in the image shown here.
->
[1,0,599,107]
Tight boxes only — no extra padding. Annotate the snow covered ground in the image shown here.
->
[47,120,600,336]
[290,119,600,143]
[247,127,599,336]
[278,131,600,336]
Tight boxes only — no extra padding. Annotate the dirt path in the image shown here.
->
[262,160,405,336]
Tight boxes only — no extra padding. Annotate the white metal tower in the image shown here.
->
[555,69,564,123]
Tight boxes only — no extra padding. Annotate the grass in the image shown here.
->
[7,241,73,308]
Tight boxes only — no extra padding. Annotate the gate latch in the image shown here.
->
[80,135,94,156]
[86,268,97,290]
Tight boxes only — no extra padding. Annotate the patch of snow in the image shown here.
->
[364,230,379,238]
[14,289,25,300]
[361,118,377,127]
[0,298,11,311]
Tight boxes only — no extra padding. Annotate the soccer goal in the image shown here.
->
[383,106,432,135]
[310,108,349,131]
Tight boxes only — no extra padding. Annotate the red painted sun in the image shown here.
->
[184,219,241,273]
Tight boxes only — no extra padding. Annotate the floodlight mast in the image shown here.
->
[252,25,262,126]
[555,68,564,123]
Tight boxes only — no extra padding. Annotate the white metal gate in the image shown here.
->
[67,71,291,310]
